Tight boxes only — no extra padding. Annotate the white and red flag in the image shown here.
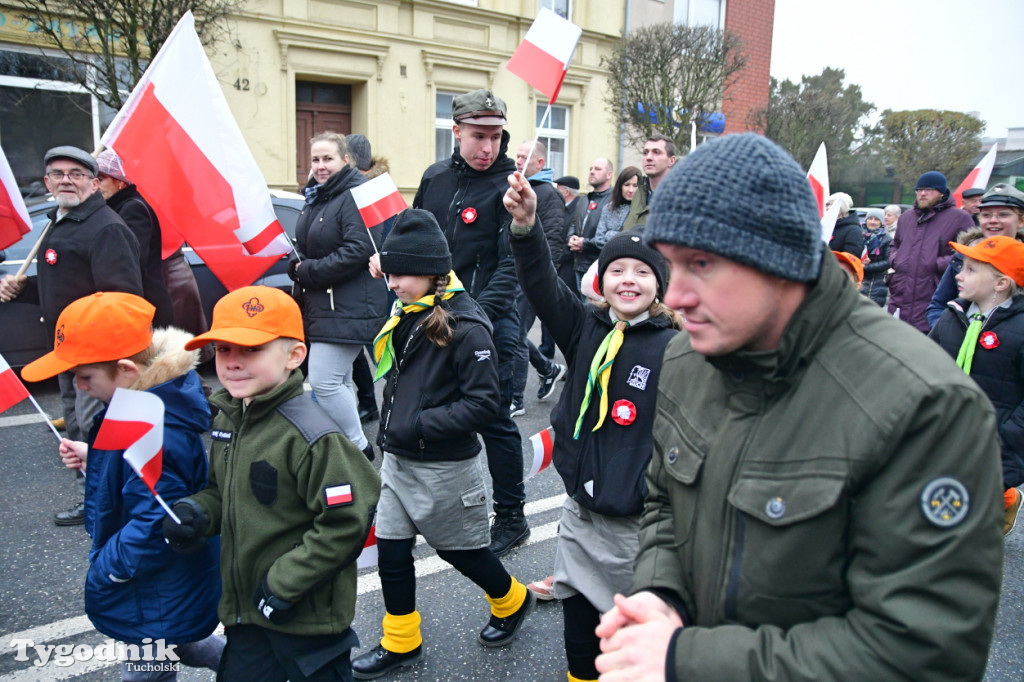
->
[0,144,31,250]
[953,146,998,209]
[807,143,829,219]
[820,200,841,245]
[506,8,583,104]
[527,426,555,479]
[93,388,166,498]
[0,353,30,414]
[101,11,291,292]
[350,173,407,229]
[357,525,378,570]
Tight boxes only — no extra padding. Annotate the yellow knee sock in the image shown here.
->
[486,578,527,618]
[567,673,597,682]
[380,610,422,653]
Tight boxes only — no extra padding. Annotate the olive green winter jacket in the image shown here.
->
[188,370,380,635]
[633,254,1004,681]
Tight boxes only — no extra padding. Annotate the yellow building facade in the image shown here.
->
[0,0,624,199]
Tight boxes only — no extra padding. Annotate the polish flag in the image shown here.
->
[101,12,291,291]
[350,173,407,228]
[506,8,583,103]
[953,146,998,209]
[806,143,829,218]
[0,353,30,414]
[527,427,554,479]
[93,388,165,496]
[357,525,378,570]
[820,200,841,245]
[0,144,31,250]
[325,483,353,506]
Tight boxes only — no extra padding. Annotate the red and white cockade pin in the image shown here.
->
[588,200,597,211]
[611,399,636,426]
[44,249,58,265]
[461,207,477,224]
[980,331,999,350]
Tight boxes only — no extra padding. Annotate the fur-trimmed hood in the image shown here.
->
[365,156,390,180]
[130,327,201,392]
[956,225,1024,245]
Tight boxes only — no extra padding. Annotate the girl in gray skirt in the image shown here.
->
[351,209,534,680]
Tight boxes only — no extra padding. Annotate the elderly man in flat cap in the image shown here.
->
[0,146,144,526]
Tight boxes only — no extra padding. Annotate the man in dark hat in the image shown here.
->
[0,145,144,526]
[962,186,985,225]
[887,170,974,332]
[386,89,530,555]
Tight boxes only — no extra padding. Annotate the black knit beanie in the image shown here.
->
[646,133,823,283]
[346,134,372,172]
[380,208,452,276]
[598,230,667,298]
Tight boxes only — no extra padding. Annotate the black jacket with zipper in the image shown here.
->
[412,132,520,322]
[510,221,678,516]
[292,166,388,344]
[376,291,501,461]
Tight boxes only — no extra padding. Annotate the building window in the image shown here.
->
[0,46,118,199]
[435,91,457,162]
[536,103,568,178]
[540,0,571,20]
[674,0,725,29]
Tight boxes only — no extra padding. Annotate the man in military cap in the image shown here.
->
[0,146,144,526]
[387,89,530,555]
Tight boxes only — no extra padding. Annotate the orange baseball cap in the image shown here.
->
[184,286,304,350]
[832,250,864,286]
[21,292,155,382]
[950,236,1024,286]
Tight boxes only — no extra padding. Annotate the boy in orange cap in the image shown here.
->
[832,250,864,287]
[929,236,1024,535]
[21,291,223,679]
[162,285,380,681]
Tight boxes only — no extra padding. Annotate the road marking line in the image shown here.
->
[0,650,115,681]
[0,414,49,428]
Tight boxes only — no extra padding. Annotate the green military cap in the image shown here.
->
[452,89,507,125]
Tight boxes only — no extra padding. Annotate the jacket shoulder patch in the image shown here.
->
[324,483,353,507]
[920,477,970,528]
[278,395,340,444]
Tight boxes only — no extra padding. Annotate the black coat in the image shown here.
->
[929,297,1024,488]
[570,187,612,273]
[105,185,175,328]
[376,291,500,461]
[22,192,143,338]
[510,221,678,516]
[829,214,865,257]
[293,166,388,344]
[413,132,519,321]
[532,179,566,265]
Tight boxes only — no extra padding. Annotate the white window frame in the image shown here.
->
[434,90,459,162]
[673,0,727,29]
[539,0,572,20]
[536,102,569,179]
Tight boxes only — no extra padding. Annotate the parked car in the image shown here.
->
[0,191,305,368]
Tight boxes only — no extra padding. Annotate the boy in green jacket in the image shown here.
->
[164,285,380,681]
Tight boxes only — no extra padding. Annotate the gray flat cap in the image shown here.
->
[44,146,97,175]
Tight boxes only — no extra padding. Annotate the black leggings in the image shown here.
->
[563,593,601,680]
[376,538,513,616]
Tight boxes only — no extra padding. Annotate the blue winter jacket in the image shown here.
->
[83,330,220,644]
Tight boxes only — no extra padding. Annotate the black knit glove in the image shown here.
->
[287,259,301,282]
[162,500,206,554]
[254,575,297,625]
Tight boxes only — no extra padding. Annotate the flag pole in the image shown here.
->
[156,492,182,524]
[25,392,62,442]
[521,102,554,177]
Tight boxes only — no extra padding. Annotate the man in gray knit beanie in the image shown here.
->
[577,133,1003,680]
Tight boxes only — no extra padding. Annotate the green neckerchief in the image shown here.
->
[573,319,628,439]
[955,313,986,375]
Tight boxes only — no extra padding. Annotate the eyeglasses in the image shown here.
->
[46,170,92,182]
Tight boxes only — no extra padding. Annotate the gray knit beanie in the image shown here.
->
[346,134,373,172]
[646,133,823,282]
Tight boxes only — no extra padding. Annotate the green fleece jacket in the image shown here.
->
[188,371,380,635]
[633,254,1004,681]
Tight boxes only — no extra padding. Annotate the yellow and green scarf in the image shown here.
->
[573,320,628,439]
[373,271,463,381]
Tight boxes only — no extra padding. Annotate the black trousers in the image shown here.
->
[218,624,358,682]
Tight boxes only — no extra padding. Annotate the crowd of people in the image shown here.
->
[0,86,1018,681]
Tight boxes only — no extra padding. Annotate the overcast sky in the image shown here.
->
[770,0,1024,139]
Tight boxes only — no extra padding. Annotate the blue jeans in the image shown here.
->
[482,312,525,508]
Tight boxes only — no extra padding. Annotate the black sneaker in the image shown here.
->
[352,645,423,680]
[359,404,379,424]
[54,501,85,526]
[478,589,536,647]
[489,507,530,557]
[361,443,376,462]
[536,363,566,401]
[509,401,526,418]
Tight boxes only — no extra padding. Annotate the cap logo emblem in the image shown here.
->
[242,297,265,317]
[484,96,494,107]
[55,324,65,347]
[984,239,998,249]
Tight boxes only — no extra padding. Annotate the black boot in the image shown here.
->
[479,589,536,647]
[488,505,530,557]
[352,645,423,679]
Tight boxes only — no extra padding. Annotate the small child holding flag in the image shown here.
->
[929,235,1024,535]
[21,291,223,679]
[351,209,534,679]
[503,173,682,682]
